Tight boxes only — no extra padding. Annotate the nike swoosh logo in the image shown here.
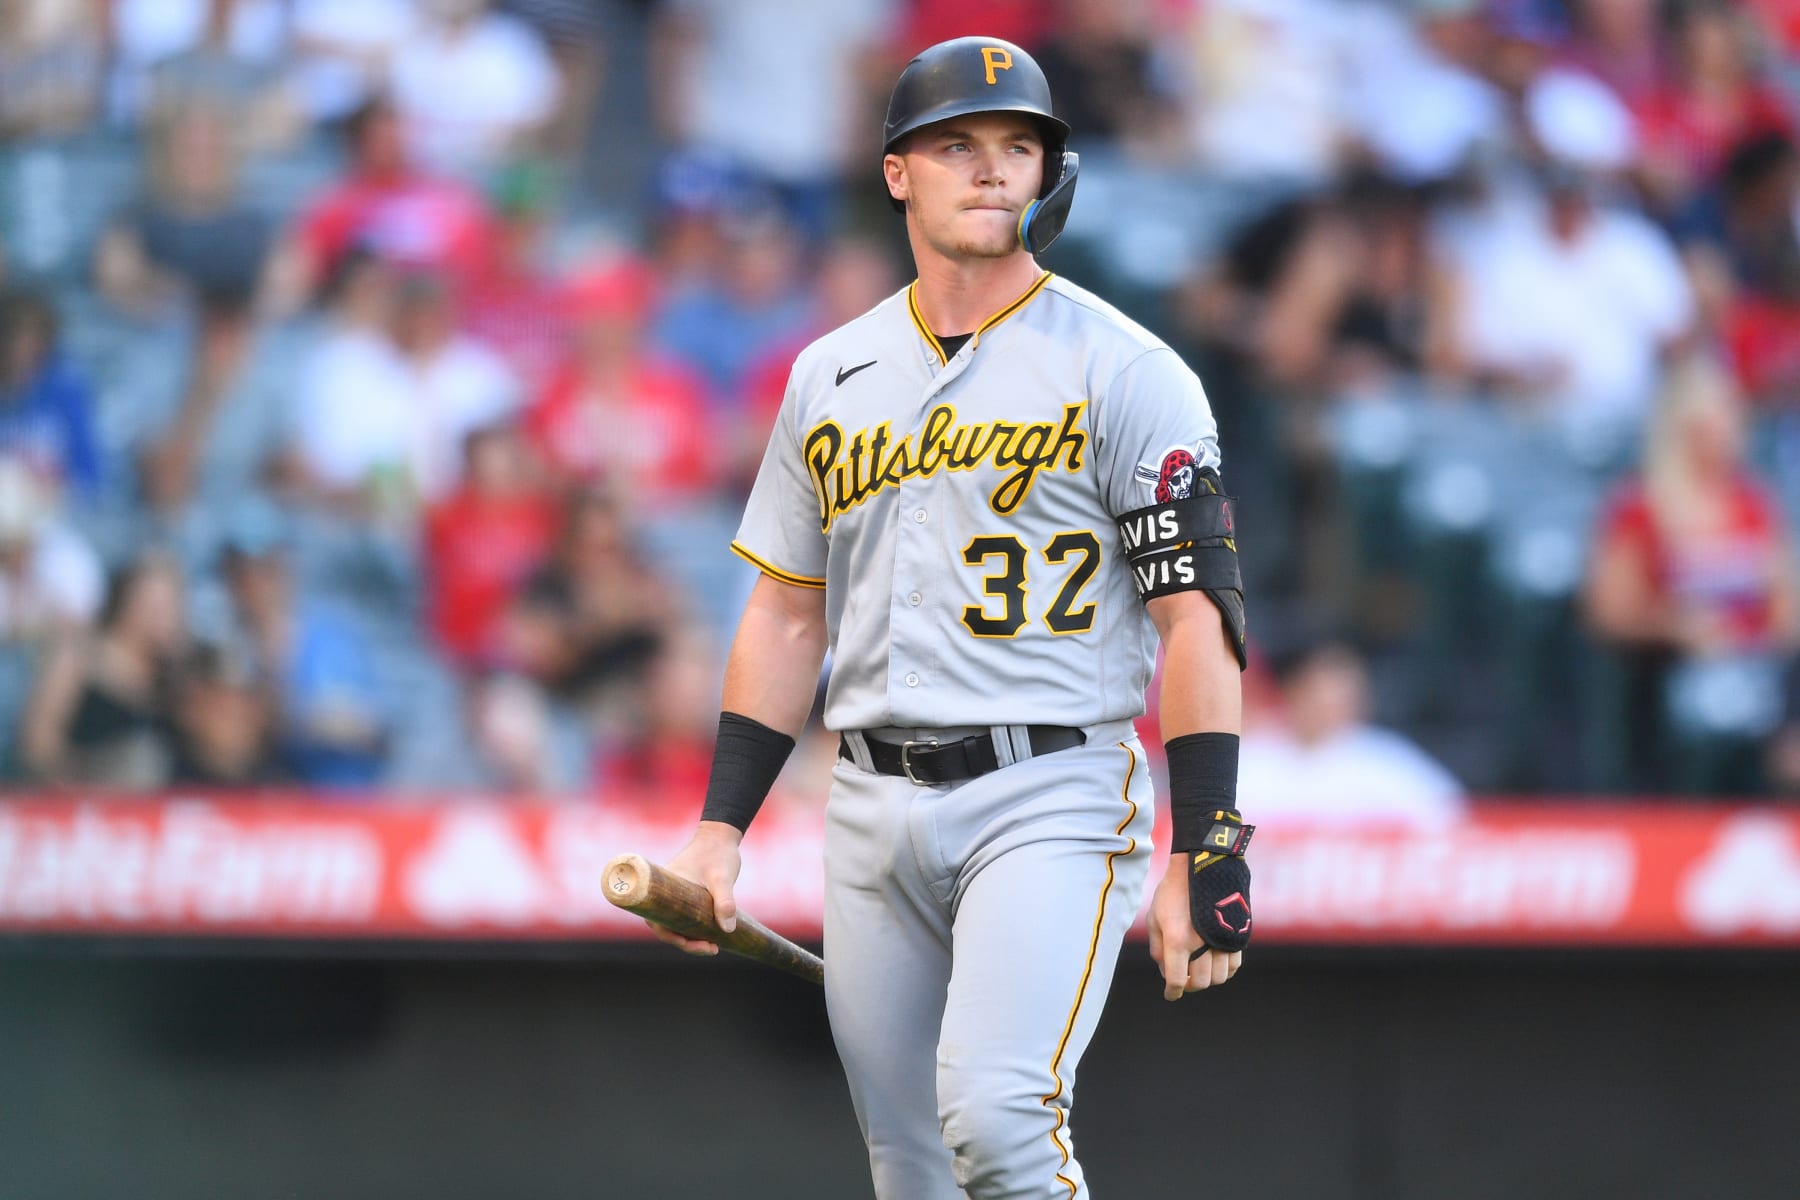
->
[835,360,877,386]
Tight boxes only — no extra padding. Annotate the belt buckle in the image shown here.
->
[899,738,938,786]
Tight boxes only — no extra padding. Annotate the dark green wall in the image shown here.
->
[2,947,1795,1199]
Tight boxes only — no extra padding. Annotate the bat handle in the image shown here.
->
[604,854,825,986]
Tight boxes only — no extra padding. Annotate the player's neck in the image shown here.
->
[909,250,1044,338]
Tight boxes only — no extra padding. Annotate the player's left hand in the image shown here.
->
[1147,855,1243,1000]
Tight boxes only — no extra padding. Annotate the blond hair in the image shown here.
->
[1642,354,1743,535]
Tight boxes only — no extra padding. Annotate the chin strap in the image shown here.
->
[1018,149,1080,254]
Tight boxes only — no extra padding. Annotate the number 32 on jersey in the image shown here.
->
[960,530,1099,638]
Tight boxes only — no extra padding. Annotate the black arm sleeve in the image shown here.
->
[699,712,796,833]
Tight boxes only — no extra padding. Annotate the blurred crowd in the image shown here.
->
[0,0,1797,803]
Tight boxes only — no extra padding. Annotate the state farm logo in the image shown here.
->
[1251,827,1636,931]
[1680,814,1800,936]
[403,811,547,927]
[0,803,382,927]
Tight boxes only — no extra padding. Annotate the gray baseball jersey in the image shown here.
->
[733,272,1220,732]
[732,271,1223,1199]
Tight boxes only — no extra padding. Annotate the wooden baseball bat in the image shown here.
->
[602,853,824,986]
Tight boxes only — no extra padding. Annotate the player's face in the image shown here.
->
[886,114,1045,261]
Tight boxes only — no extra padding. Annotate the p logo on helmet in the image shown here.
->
[981,46,1013,84]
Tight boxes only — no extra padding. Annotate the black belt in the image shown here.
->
[839,726,1085,785]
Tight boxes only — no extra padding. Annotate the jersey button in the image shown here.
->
[913,509,927,523]
[904,672,919,687]
[908,591,922,606]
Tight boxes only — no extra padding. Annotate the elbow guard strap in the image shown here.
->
[1115,473,1248,668]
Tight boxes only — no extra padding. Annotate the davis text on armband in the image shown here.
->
[1118,508,1184,554]
[1130,551,1197,596]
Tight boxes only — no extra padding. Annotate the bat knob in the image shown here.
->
[602,854,654,908]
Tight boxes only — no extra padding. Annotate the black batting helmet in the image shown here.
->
[881,36,1079,253]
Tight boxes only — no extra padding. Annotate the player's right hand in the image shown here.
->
[649,821,744,956]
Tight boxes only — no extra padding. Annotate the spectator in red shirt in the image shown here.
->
[459,164,567,394]
[1723,281,1800,405]
[283,96,498,305]
[1631,1,1796,213]
[1700,133,1800,403]
[894,0,1051,58]
[1585,355,1800,793]
[424,422,558,668]
[524,258,714,511]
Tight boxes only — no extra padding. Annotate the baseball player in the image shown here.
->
[652,36,1252,1199]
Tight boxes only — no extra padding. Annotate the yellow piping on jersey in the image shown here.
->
[906,285,949,365]
[974,271,1052,346]
[905,271,1054,365]
[729,541,826,589]
[1041,742,1138,1197]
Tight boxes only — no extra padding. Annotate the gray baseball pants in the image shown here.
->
[823,722,1154,1199]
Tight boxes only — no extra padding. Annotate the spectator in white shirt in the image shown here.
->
[287,0,418,126]
[0,457,102,643]
[1428,167,1694,436]
[1425,68,1695,443]
[108,0,289,126]
[390,0,561,179]
[1238,638,1466,829]
[1173,0,1356,185]
[289,255,519,520]
[1337,0,1508,184]
[0,0,105,138]
[651,0,892,228]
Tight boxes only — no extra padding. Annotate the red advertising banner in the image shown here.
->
[1,795,1797,946]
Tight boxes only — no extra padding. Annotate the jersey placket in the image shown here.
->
[884,334,979,723]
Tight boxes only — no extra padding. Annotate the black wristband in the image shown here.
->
[699,712,796,833]
[1165,732,1240,852]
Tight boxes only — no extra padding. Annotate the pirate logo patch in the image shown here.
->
[1154,448,1197,503]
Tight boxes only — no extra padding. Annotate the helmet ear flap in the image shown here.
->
[1019,149,1079,254]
